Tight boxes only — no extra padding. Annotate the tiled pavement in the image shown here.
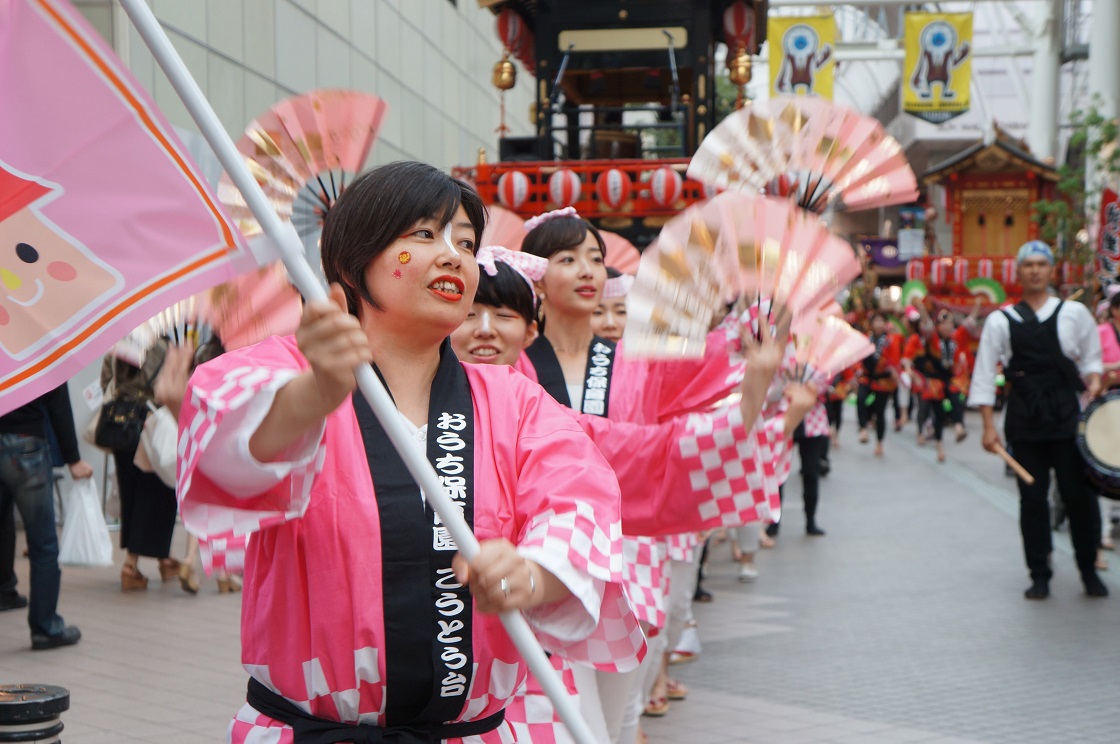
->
[1,408,1117,742]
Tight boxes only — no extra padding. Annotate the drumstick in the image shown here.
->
[993,443,1036,485]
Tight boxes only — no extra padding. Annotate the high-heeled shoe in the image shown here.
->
[217,575,242,594]
[121,564,148,592]
[159,559,182,583]
[178,562,200,594]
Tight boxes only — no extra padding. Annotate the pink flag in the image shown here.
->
[0,0,254,414]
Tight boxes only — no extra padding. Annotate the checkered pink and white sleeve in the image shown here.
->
[177,337,324,573]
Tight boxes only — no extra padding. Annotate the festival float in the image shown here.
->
[454,0,769,262]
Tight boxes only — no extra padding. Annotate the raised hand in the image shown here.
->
[296,283,373,418]
[153,341,195,419]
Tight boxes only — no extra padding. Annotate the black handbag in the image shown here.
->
[93,355,159,453]
[94,396,149,453]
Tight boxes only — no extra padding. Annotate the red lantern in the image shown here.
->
[515,32,535,69]
[497,170,530,210]
[952,258,969,285]
[906,259,925,282]
[977,258,993,279]
[548,169,582,208]
[1000,258,1016,286]
[596,169,632,209]
[650,167,682,206]
[723,1,754,51]
[496,7,524,52]
[931,258,951,286]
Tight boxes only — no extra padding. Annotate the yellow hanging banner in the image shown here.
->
[903,12,973,124]
[768,15,836,100]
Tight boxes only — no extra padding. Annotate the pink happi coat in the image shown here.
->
[514,321,775,630]
[176,337,645,744]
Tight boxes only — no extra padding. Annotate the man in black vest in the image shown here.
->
[969,241,1106,599]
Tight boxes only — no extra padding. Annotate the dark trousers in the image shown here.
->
[1010,438,1100,582]
[113,450,177,559]
[930,394,964,442]
[0,434,64,637]
[0,501,15,595]
[770,435,829,533]
[825,400,843,432]
[856,384,889,441]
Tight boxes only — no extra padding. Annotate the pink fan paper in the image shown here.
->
[601,229,641,274]
[794,315,875,381]
[206,262,302,350]
[218,89,388,240]
[624,192,860,358]
[687,95,919,213]
[481,205,528,251]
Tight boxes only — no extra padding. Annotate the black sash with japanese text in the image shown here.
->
[353,339,475,726]
[525,335,616,417]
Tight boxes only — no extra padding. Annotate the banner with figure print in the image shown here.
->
[0,0,258,416]
[904,12,973,124]
[768,15,836,100]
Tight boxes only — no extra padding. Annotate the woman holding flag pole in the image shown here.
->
[117,4,628,743]
[177,162,643,742]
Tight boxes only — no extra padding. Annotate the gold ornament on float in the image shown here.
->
[492,53,516,90]
[728,47,752,86]
[492,53,516,136]
[727,46,752,109]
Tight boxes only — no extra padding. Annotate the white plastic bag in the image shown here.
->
[140,405,177,489]
[58,477,114,567]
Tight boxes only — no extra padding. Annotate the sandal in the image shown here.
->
[121,564,148,592]
[179,562,200,595]
[666,679,689,700]
[159,559,182,583]
[643,697,670,717]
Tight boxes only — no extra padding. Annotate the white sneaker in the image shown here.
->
[738,564,759,583]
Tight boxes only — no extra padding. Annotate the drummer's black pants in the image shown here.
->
[1010,438,1101,583]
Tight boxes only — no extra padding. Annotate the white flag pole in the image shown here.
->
[116,2,597,741]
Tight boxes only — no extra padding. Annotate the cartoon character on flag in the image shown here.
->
[0,0,255,415]
[910,20,970,100]
[775,23,832,95]
[0,161,123,360]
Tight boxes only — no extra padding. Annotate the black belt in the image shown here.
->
[246,678,505,743]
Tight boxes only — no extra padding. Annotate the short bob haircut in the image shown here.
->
[521,212,608,261]
[474,262,536,325]
[320,161,487,316]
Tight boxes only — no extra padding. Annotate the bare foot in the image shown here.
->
[874,443,884,457]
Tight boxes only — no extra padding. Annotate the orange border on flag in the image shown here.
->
[2,1,244,393]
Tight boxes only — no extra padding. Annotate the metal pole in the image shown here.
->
[116,2,598,742]
[1027,0,1061,160]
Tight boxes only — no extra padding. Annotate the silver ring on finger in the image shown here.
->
[500,577,511,597]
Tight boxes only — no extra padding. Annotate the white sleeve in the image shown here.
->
[967,312,1009,407]
[196,372,326,498]
[1073,305,1104,377]
[517,543,602,643]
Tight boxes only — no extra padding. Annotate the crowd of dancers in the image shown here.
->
[9,161,1116,742]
